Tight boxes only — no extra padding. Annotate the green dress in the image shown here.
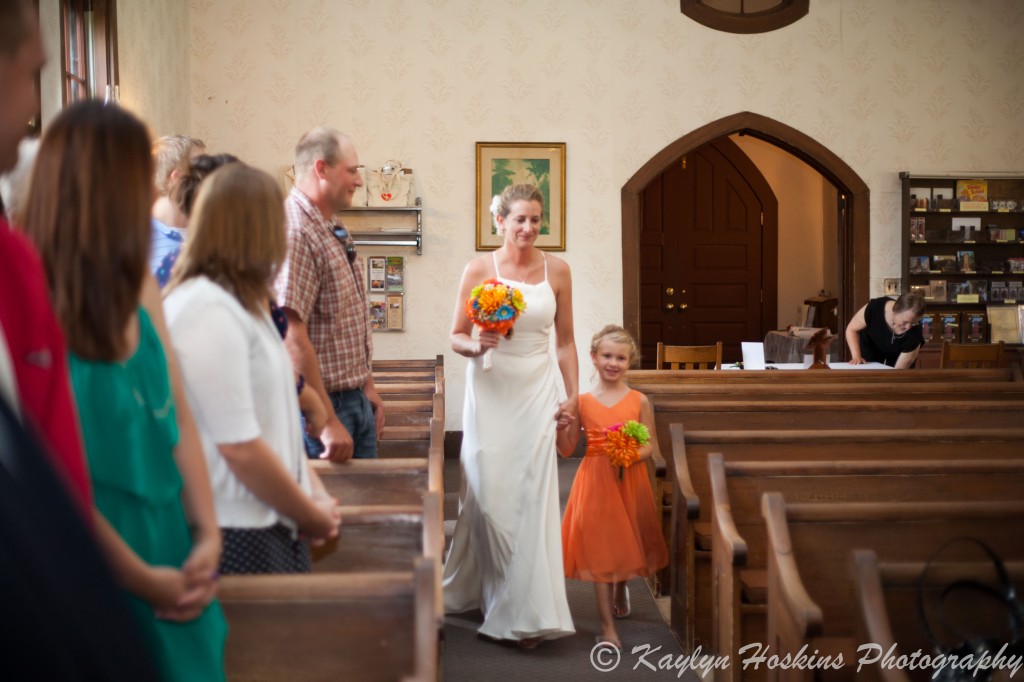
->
[69,309,227,682]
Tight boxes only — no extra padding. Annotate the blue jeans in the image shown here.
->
[303,387,377,459]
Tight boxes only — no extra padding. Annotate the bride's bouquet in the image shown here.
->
[464,278,526,370]
[605,420,651,479]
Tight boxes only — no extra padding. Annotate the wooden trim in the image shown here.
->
[622,111,870,359]
[680,0,809,35]
[59,0,118,104]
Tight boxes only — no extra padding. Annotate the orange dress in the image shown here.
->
[561,390,669,583]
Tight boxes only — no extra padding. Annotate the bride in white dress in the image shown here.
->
[444,184,578,647]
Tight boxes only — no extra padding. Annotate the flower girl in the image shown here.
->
[558,325,668,651]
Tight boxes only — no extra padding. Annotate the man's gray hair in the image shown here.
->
[294,127,345,179]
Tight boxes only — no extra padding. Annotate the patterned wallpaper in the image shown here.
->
[175,0,1022,428]
[118,0,190,137]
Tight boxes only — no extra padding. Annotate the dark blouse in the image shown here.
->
[858,296,923,367]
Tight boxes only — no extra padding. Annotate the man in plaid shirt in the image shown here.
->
[275,127,384,461]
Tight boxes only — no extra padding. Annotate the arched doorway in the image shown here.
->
[638,136,779,366]
[621,112,869,359]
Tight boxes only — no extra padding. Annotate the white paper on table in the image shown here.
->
[741,342,766,370]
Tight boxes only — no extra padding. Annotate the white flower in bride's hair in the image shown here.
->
[490,195,503,234]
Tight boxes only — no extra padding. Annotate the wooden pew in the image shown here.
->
[654,398,1024,432]
[378,386,444,458]
[634,380,1024,402]
[667,425,1024,652]
[309,493,441,574]
[311,418,444,503]
[851,550,1024,682]
[220,557,438,681]
[373,355,444,458]
[709,456,1024,680]
[655,401,1024,591]
[761,495,1024,682]
[220,358,446,680]
[630,366,1022,386]
[312,458,429,507]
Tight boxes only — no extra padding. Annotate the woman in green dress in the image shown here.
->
[22,101,226,681]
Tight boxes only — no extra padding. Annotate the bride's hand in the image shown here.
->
[554,396,577,431]
[475,330,501,356]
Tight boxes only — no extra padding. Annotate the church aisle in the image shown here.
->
[442,458,698,681]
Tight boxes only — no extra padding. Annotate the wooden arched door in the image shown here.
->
[638,137,778,366]
[623,112,871,367]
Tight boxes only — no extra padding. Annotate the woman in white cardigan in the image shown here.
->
[164,163,339,573]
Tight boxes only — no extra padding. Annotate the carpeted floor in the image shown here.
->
[442,458,700,681]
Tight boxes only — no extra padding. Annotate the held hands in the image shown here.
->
[149,533,220,622]
[304,493,342,546]
[154,531,221,622]
[555,395,578,431]
[320,418,355,462]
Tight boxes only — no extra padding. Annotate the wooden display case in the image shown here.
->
[900,172,1024,348]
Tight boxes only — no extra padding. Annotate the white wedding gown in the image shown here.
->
[442,254,575,642]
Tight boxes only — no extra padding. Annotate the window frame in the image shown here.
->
[680,0,809,34]
[59,0,118,105]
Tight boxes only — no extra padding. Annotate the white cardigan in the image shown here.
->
[164,276,311,530]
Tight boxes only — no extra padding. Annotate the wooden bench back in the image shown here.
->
[666,425,1024,652]
[637,380,1024,401]
[220,559,437,682]
[655,398,1024,433]
[852,550,1024,682]
[762,495,1024,681]
[630,367,1019,386]
[709,456,1024,678]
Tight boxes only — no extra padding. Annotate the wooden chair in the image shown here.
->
[940,340,1005,368]
[656,341,722,370]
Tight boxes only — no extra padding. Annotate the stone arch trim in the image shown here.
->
[621,111,869,348]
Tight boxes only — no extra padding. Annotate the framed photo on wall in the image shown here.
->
[475,141,566,251]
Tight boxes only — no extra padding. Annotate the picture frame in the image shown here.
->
[475,142,566,251]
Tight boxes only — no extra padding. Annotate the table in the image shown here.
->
[724,362,891,370]
[763,330,841,363]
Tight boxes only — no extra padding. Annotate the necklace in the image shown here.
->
[504,256,534,282]
[888,311,908,344]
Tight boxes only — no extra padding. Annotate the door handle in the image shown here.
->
[679,303,689,310]
[665,287,674,296]
[665,303,675,311]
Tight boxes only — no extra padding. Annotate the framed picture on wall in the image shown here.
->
[475,142,566,251]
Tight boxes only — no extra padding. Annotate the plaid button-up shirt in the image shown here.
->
[275,187,371,392]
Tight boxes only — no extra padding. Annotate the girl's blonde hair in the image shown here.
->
[166,163,286,315]
[590,324,640,367]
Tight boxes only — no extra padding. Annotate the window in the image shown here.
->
[60,0,117,104]
[680,0,808,34]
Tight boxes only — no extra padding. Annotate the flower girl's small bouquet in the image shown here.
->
[465,278,526,370]
[605,420,651,479]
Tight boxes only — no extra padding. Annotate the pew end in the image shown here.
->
[220,558,438,681]
[761,492,825,659]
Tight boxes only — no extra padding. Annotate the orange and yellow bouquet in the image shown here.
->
[465,278,526,370]
[605,420,651,479]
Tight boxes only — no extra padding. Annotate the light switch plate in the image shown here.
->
[883,278,901,295]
